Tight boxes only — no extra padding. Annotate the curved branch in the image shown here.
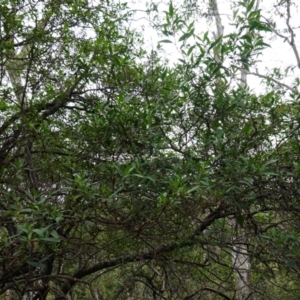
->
[248,71,298,93]
[183,287,231,300]
[285,0,300,68]
[55,207,229,300]
[183,286,231,300]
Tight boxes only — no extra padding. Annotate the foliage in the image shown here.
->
[0,0,300,299]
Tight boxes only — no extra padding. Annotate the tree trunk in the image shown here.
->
[230,219,251,300]
[209,1,251,298]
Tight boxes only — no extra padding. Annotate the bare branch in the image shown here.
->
[248,71,298,93]
[285,0,300,68]
[183,286,231,300]
[263,1,300,69]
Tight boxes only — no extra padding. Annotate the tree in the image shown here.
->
[1,0,300,299]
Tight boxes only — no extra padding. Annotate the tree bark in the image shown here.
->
[209,1,251,299]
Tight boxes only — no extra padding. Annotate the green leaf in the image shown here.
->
[33,229,45,237]
[248,10,260,20]
[27,261,42,268]
[85,220,95,227]
[133,174,155,183]
[55,216,63,223]
[233,9,239,20]
[21,208,35,213]
[187,186,200,194]
[207,35,223,52]
[260,235,272,240]
[203,31,209,43]
[179,31,194,42]
[18,225,30,234]
[249,21,271,32]
[3,22,9,35]
[41,237,60,243]
[255,40,270,48]
[187,45,196,56]
[162,30,174,36]
[169,2,174,18]
[124,163,136,175]
[0,100,7,112]
[246,0,255,13]
[187,22,194,31]
[50,230,60,239]
[240,34,252,43]
[285,260,296,268]
[159,39,173,44]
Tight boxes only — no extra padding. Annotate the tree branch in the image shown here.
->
[248,71,298,93]
[183,286,231,300]
[55,207,229,299]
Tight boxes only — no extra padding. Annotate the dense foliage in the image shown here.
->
[0,0,300,299]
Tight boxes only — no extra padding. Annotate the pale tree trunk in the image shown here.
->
[209,1,251,299]
[229,219,251,300]
[21,292,34,300]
